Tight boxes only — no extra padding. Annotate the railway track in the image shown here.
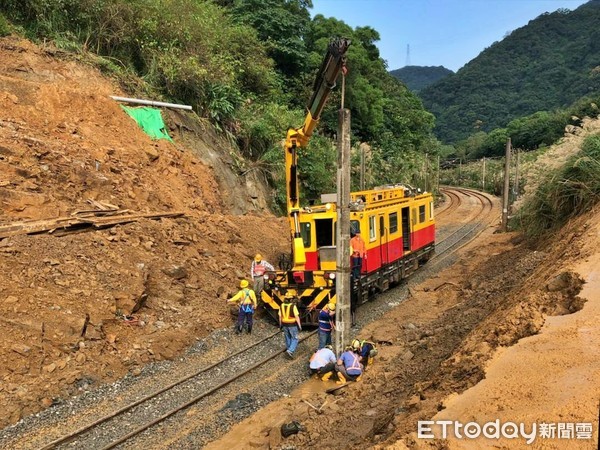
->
[0,187,498,450]
[433,187,496,262]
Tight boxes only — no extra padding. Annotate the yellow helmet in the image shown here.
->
[255,254,262,262]
[240,279,249,289]
[326,303,336,311]
[351,339,361,351]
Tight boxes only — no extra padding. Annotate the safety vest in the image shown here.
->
[310,349,334,368]
[253,262,266,276]
[240,289,254,313]
[318,309,333,332]
[344,351,362,375]
[280,302,297,324]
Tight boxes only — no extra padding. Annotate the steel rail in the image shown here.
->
[100,330,318,450]
[39,329,283,450]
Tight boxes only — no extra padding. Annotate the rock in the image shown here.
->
[162,265,188,279]
[546,273,570,292]
[407,394,420,407]
[56,359,68,370]
[4,295,18,304]
[144,146,160,161]
[40,397,53,408]
[401,350,414,361]
[11,344,32,355]
[76,353,86,364]
[43,363,57,373]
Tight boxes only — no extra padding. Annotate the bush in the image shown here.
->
[514,132,600,241]
[0,13,9,36]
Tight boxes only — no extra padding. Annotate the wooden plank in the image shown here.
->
[0,211,185,239]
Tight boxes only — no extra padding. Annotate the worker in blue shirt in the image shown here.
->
[317,303,335,349]
[335,345,364,384]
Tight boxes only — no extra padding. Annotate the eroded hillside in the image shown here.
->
[0,36,289,426]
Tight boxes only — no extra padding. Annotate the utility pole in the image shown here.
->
[501,138,512,232]
[514,148,520,198]
[436,155,440,193]
[335,107,351,356]
[360,144,365,190]
[482,157,486,191]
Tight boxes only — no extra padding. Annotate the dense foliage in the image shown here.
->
[420,0,600,144]
[389,65,453,93]
[454,94,600,159]
[0,0,437,212]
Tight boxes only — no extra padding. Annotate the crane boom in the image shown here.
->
[285,37,350,270]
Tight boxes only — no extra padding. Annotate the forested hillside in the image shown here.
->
[420,0,600,144]
[389,65,453,92]
[0,0,436,209]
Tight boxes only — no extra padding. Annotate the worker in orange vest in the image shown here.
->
[350,230,366,281]
[250,253,274,297]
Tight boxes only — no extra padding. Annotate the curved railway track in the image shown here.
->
[0,187,499,450]
[435,188,462,218]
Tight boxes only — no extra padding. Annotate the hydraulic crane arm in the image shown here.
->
[285,37,350,269]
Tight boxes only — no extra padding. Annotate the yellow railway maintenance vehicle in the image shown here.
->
[260,37,435,325]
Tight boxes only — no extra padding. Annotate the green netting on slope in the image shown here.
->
[121,106,173,141]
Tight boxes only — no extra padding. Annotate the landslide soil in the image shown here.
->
[0,36,289,427]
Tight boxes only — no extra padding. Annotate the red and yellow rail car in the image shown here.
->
[262,184,435,325]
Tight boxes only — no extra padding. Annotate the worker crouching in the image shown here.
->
[308,345,336,381]
[227,279,257,334]
[352,338,378,369]
[335,345,364,384]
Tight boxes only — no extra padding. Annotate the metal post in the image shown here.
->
[335,108,352,357]
[501,138,512,232]
[110,96,193,110]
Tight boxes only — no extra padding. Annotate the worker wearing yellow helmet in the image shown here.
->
[317,302,336,349]
[279,292,302,359]
[227,279,257,334]
[351,338,378,369]
[250,253,274,297]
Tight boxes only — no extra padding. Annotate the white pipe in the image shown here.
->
[110,96,193,111]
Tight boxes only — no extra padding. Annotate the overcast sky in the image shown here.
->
[310,0,590,72]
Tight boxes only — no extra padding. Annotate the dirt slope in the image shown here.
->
[0,36,289,426]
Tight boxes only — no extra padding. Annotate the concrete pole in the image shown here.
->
[436,155,440,193]
[501,138,512,232]
[360,145,365,191]
[513,149,521,200]
[482,157,486,191]
[335,108,352,357]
